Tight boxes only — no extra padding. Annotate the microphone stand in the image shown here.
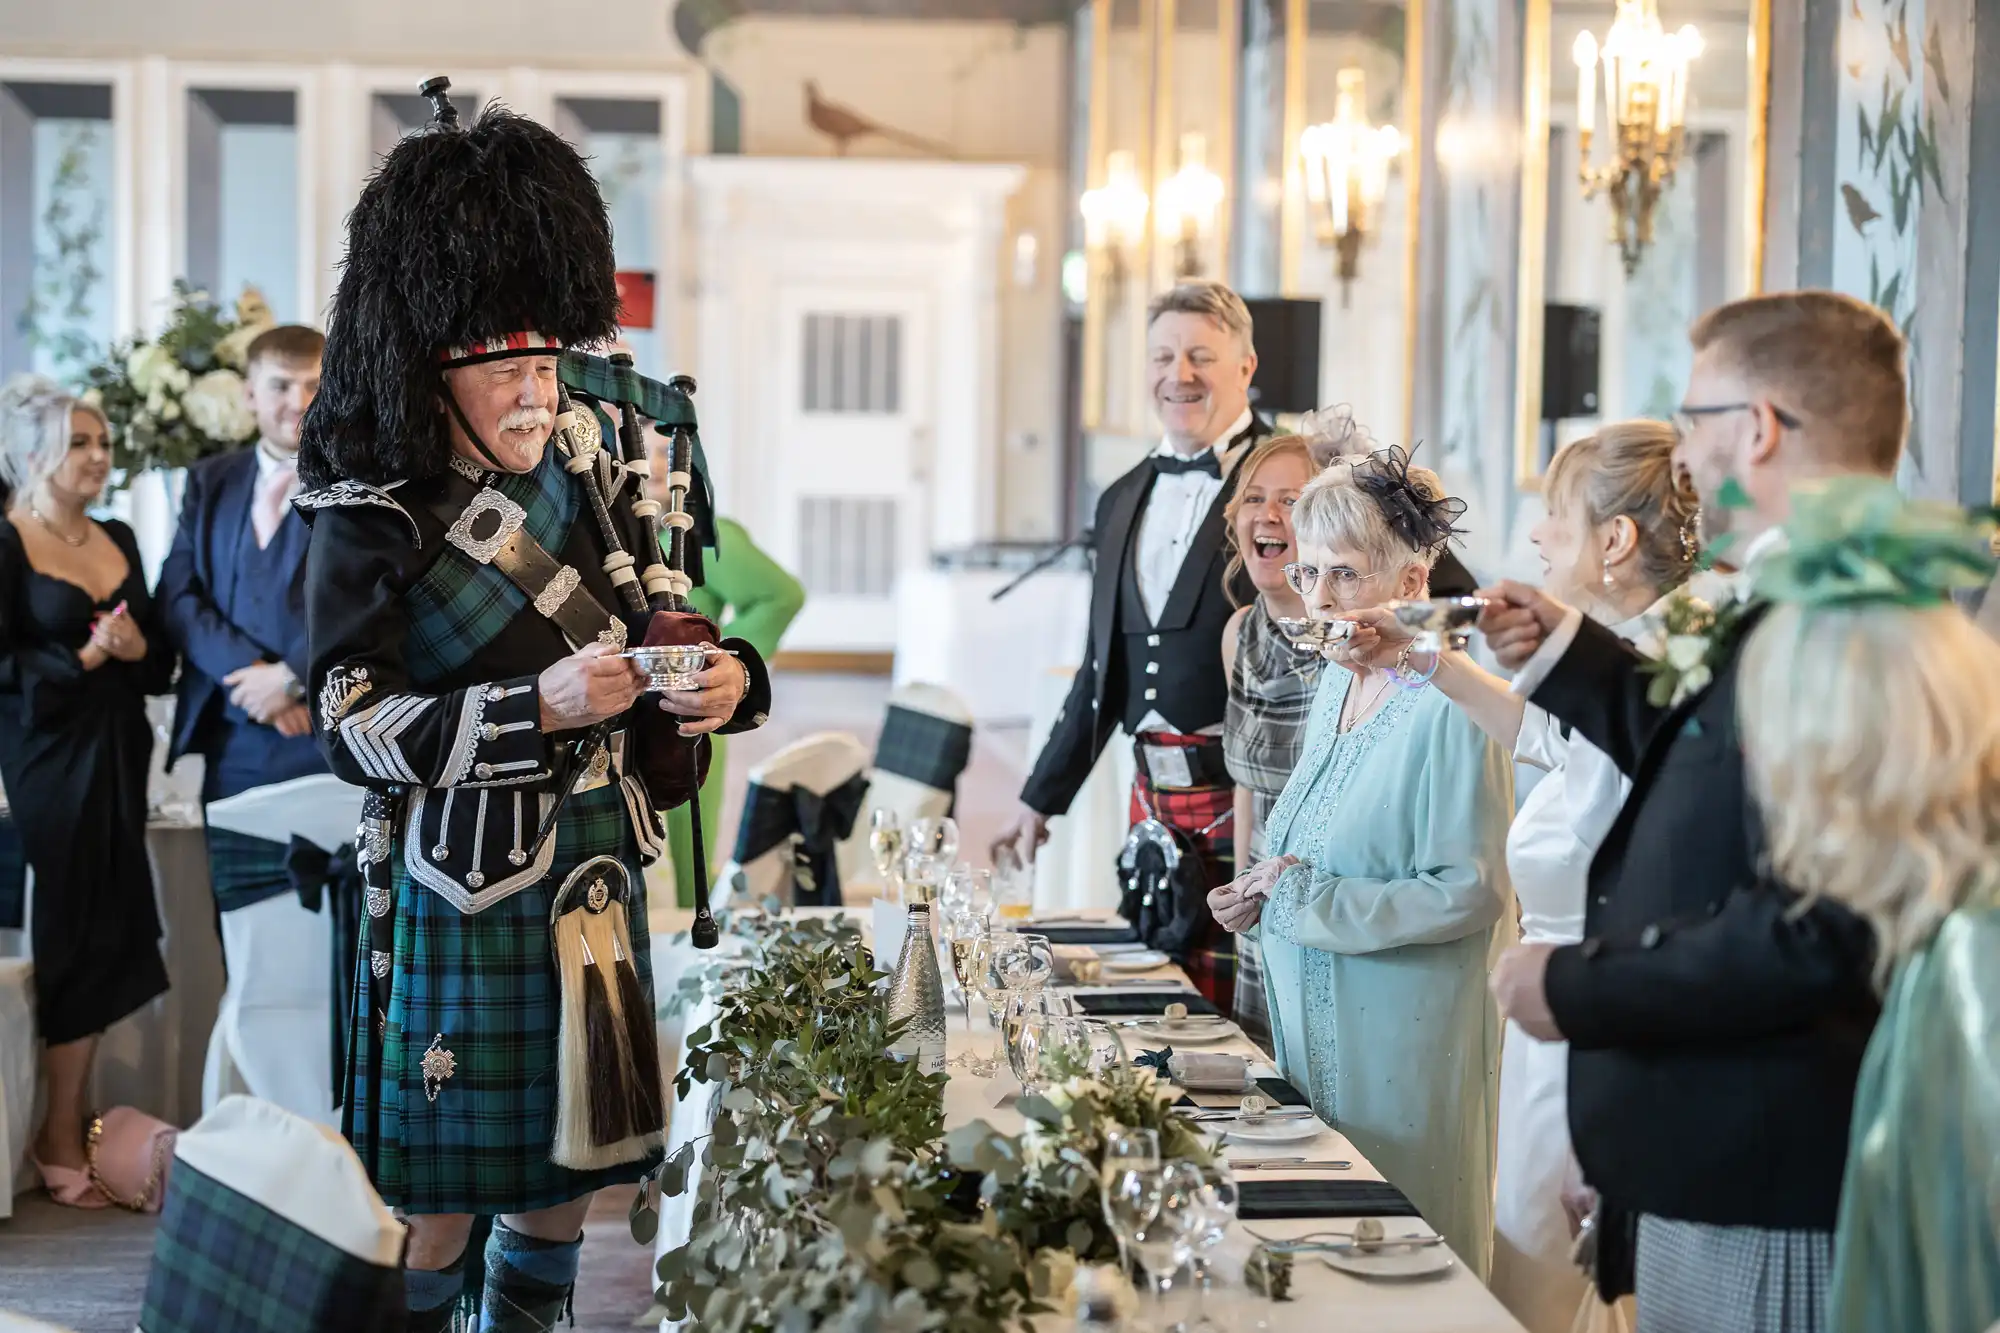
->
[989,530,1094,603]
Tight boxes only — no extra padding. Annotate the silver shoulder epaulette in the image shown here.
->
[294,480,423,548]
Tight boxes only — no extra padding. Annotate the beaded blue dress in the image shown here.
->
[1255,669,1514,1276]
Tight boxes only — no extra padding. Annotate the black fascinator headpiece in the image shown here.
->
[1349,444,1467,557]
[299,78,619,488]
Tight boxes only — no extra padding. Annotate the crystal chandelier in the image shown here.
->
[1573,1,1703,274]
[1298,68,1403,306]
[1080,149,1150,297]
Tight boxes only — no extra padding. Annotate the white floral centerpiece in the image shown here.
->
[77,282,271,484]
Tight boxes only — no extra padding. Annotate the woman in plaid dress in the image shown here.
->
[296,98,769,1332]
[1219,433,1321,1052]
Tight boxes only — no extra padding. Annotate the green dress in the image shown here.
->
[1827,902,2000,1333]
[668,517,805,907]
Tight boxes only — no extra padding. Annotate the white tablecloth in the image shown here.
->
[652,910,1525,1332]
[1025,667,1134,915]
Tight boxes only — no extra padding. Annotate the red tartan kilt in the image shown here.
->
[1130,739,1236,1013]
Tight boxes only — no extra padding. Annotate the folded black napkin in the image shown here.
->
[1236,1179,1423,1221]
[1037,924,1143,946]
[1072,990,1220,1018]
[1176,1076,1310,1109]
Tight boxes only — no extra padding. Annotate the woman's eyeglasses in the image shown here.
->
[1283,563,1383,598]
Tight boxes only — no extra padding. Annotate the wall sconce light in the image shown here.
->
[1080,149,1150,299]
[1574,1,1703,274]
[1156,133,1225,279]
[1299,68,1402,307]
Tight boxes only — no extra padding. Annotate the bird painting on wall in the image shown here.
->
[805,81,957,159]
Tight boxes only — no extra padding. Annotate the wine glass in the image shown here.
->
[1100,1128,1162,1281]
[909,815,959,864]
[1132,1160,1208,1319]
[868,810,904,892]
[1075,1019,1131,1077]
[993,932,1054,994]
[945,865,993,920]
[1008,1000,1077,1095]
[1184,1161,1241,1331]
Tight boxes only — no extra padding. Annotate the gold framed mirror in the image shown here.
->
[1512,0,1771,489]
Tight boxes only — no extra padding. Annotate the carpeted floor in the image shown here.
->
[0,1184,657,1331]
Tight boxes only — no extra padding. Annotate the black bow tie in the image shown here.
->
[1152,451,1221,479]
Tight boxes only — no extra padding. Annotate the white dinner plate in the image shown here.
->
[1222,1116,1324,1146]
[1128,1019,1236,1045]
[1319,1241,1455,1281]
[1101,950,1171,972]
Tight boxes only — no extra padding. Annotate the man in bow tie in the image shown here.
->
[161,325,332,922]
[993,281,1270,1008]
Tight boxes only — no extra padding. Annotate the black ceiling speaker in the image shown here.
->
[1242,297,1323,416]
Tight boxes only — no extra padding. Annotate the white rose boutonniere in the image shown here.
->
[1641,590,1747,707]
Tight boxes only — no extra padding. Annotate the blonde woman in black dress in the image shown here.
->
[0,375,173,1206]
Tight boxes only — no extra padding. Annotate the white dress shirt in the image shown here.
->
[1129,408,1253,734]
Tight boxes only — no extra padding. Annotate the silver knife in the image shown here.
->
[1228,1158,1353,1171]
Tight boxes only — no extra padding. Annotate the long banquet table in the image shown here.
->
[652,908,1527,1332]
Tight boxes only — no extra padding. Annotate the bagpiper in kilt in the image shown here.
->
[292,82,770,1333]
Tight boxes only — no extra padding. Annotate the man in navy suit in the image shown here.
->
[161,325,330,916]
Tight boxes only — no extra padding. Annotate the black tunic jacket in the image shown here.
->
[1534,612,1878,1237]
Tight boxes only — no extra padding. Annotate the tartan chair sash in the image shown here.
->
[873,704,973,795]
[731,770,870,908]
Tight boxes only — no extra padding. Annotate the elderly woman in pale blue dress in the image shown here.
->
[1209,448,1513,1277]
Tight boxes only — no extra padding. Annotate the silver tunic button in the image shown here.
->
[486,686,507,702]
[474,763,493,779]
[481,723,501,741]
[431,844,449,860]
[1146,662,1159,674]
[1148,635,1160,647]
[465,871,486,889]
[508,850,528,866]
[1144,688,1157,700]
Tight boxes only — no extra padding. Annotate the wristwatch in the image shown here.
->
[281,664,306,702]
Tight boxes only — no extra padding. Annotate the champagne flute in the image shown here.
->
[868,809,904,893]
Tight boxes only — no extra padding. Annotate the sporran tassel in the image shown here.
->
[581,947,631,1150]
[614,941,666,1136]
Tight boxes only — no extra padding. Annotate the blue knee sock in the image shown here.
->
[478,1218,582,1332]
[405,1250,467,1333]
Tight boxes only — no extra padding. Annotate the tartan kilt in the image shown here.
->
[205,824,297,914]
[141,1158,403,1332]
[1130,763,1236,1014]
[345,782,662,1215]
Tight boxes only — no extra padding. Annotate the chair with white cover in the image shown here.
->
[718,732,871,911]
[833,682,975,892]
[139,1095,405,1332]
[200,775,368,1127]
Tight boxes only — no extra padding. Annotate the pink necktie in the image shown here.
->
[252,459,298,549]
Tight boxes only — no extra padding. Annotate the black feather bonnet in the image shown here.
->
[298,84,619,488]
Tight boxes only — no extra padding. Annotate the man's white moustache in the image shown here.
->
[498,409,552,430]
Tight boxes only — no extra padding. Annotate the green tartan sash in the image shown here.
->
[404,454,576,685]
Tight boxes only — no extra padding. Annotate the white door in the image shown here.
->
[771,286,930,653]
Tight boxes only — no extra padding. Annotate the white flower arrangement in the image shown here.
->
[77,282,271,482]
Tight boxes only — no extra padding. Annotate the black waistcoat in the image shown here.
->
[1113,484,1242,735]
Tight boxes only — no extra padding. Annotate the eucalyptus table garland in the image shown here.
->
[630,911,1290,1330]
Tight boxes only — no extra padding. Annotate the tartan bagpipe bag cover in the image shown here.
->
[140,1096,405,1332]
